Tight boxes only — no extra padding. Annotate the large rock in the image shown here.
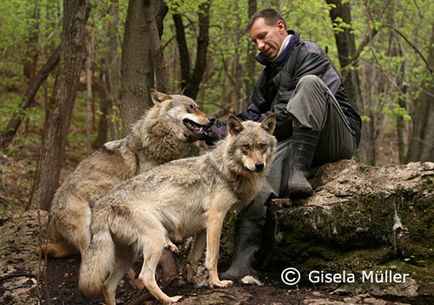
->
[266,160,434,303]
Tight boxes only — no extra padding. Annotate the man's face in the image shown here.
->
[249,17,287,60]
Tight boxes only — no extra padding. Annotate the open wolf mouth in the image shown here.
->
[183,119,209,138]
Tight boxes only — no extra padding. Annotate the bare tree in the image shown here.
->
[407,23,434,162]
[144,0,169,92]
[120,0,169,135]
[85,24,95,152]
[93,71,112,149]
[107,0,121,139]
[326,0,372,164]
[29,0,89,211]
[23,0,40,82]
[0,45,61,149]
[172,12,190,91]
[120,0,153,134]
[173,0,211,100]
[385,4,408,164]
[93,0,120,148]
[244,0,257,100]
[230,0,242,113]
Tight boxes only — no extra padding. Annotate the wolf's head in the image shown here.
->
[226,114,277,174]
[150,89,211,142]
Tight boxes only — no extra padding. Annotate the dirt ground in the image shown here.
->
[34,254,411,305]
[39,256,324,305]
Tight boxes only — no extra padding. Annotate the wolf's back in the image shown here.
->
[79,213,115,296]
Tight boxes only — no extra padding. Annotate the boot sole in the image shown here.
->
[288,186,313,199]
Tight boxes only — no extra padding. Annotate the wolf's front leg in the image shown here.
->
[187,230,206,282]
[204,210,232,288]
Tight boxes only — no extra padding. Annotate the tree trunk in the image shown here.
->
[386,10,408,164]
[407,23,434,162]
[29,0,89,211]
[0,45,61,149]
[92,71,112,149]
[144,0,168,92]
[244,0,257,100]
[173,13,190,91]
[326,0,371,164]
[231,0,242,113]
[106,0,121,140]
[182,0,210,100]
[23,0,39,82]
[85,25,95,152]
[120,0,153,135]
[155,0,168,38]
[93,0,120,145]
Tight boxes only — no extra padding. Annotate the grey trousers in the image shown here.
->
[239,75,357,221]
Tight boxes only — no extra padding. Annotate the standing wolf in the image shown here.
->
[79,114,277,304]
[39,90,210,258]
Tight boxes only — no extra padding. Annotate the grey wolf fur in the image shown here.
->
[39,90,210,258]
[78,114,277,304]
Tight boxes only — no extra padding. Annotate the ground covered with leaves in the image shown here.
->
[36,253,410,305]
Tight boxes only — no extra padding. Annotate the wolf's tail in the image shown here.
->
[79,217,114,296]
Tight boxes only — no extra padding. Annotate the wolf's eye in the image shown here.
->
[188,104,196,111]
[242,144,250,151]
[258,143,267,151]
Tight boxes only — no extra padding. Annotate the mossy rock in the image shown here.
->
[263,160,434,302]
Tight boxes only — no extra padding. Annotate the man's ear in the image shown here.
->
[276,19,286,34]
[150,89,171,104]
[260,113,276,135]
[227,115,244,136]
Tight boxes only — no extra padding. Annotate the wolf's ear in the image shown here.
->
[150,89,171,104]
[228,115,244,136]
[260,113,276,135]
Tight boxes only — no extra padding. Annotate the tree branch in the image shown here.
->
[386,24,433,74]
[0,44,61,149]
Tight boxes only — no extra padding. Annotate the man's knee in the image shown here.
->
[287,75,329,129]
[298,75,324,89]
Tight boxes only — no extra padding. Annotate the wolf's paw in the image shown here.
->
[209,279,233,288]
[166,295,183,303]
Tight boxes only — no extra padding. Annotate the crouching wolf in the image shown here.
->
[78,114,277,304]
[38,90,210,259]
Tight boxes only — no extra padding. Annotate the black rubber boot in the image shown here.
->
[287,128,320,198]
[220,218,264,281]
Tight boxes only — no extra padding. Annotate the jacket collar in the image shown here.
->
[256,30,298,66]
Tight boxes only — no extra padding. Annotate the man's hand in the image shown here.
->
[201,118,228,145]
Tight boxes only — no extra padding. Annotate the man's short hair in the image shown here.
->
[247,8,287,31]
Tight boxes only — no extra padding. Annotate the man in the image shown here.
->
[204,8,361,281]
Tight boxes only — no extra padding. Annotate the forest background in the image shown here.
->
[0,0,433,212]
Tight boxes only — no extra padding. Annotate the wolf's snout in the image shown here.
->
[255,162,265,172]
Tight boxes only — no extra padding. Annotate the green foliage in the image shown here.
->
[166,0,207,14]
[0,93,20,131]
[331,16,353,33]
[382,105,412,122]
[280,0,339,62]
[0,0,433,166]
[361,115,371,123]
[0,0,32,54]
